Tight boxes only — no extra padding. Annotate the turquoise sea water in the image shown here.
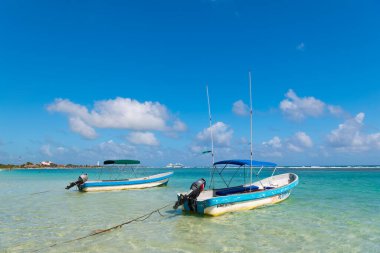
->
[1,167,379,252]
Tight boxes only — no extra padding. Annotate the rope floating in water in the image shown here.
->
[30,190,51,195]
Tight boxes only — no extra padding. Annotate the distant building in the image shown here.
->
[166,163,184,168]
[40,161,53,166]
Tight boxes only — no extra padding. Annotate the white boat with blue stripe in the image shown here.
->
[174,159,298,216]
[65,160,173,192]
[173,73,298,216]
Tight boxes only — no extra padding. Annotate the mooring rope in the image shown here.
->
[32,202,174,252]
[30,190,52,195]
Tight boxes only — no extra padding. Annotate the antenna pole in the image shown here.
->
[206,85,215,189]
[249,72,253,187]
[206,85,215,166]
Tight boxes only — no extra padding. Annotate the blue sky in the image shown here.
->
[1,0,380,166]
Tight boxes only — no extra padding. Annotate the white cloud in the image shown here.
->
[287,143,303,153]
[262,136,282,149]
[69,117,97,139]
[56,147,67,154]
[280,90,325,120]
[172,120,187,131]
[262,132,313,155]
[47,97,186,139]
[296,42,305,51]
[280,89,344,121]
[327,113,380,152]
[232,100,249,116]
[97,140,137,157]
[40,144,68,157]
[286,132,313,152]
[40,144,53,157]
[327,105,344,116]
[128,132,159,146]
[261,136,283,157]
[196,121,233,146]
[293,131,313,148]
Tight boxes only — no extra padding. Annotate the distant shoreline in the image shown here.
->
[1,165,380,170]
[0,165,102,170]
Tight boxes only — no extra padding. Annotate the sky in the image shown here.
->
[1,0,380,166]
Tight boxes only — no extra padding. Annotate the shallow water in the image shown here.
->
[1,167,379,252]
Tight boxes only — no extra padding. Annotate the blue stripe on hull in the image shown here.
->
[79,172,173,189]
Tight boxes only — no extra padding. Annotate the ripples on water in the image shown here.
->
[0,167,379,252]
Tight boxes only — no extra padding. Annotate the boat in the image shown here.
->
[166,163,184,168]
[173,74,299,216]
[65,159,174,192]
[173,159,298,216]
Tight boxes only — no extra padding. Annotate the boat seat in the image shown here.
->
[215,185,259,196]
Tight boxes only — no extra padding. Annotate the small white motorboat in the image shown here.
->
[66,160,173,192]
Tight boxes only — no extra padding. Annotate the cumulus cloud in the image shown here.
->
[40,144,68,157]
[286,132,313,152]
[262,136,282,149]
[69,117,97,139]
[232,100,249,116]
[172,120,187,131]
[262,131,313,155]
[190,122,234,156]
[293,131,313,148]
[280,89,343,120]
[327,105,344,116]
[280,90,325,120]
[327,113,380,152]
[47,97,186,139]
[261,136,283,157]
[127,132,159,146]
[40,144,53,157]
[296,42,305,51]
[196,122,233,146]
[97,140,137,157]
[287,143,303,153]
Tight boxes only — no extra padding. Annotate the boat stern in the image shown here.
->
[173,178,207,214]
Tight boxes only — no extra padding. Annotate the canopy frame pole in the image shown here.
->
[227,165,243,187]
[216,164,229,187]
[269,166,278,186]
[271,167,277,177]
[131,167,137,178]
[257,166,264,176]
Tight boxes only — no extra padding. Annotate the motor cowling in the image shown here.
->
[188,178,206,198]
[173,178,206,210]
[65,174,88,190]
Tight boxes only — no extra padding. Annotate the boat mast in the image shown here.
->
[206,85,215,187]
[249,72,253,187]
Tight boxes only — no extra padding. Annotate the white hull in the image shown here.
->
[203,191,291,216]
[79,172,173,192]
[81,178,170,192]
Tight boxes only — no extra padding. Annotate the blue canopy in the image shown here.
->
[213,159,277,167]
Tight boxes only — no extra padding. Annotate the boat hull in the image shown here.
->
[79,172,173,192]
[202,191,291,216]
[179,173,298,216]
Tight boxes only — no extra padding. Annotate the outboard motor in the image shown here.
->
[65,174,88,190]
[173,178,206,210]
